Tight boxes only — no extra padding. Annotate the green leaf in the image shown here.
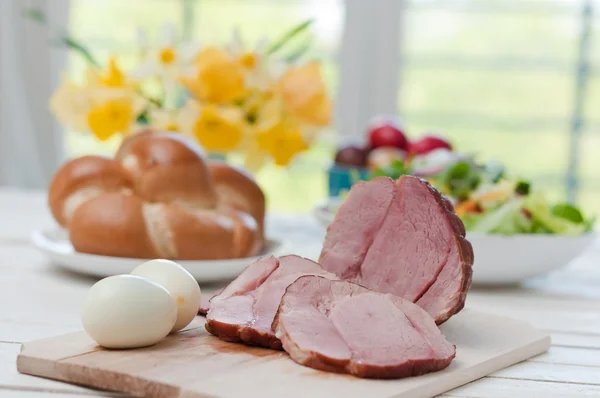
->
[136,111,149,125]
[266,19,314,55]
[468,198,523,234]
[281,38,313,63]
[531,219,552,234]
[369,160,409,180]
[439,161,481,201]
[22,8,47,24]
[515,180,531,196]
[524,193,586,236]
[59,35,101,67]
[552,203,584,224]
[22,8,100,68]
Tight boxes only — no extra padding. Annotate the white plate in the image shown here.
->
[31,229,287,282]
[313,198,597,285]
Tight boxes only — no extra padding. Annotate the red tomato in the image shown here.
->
[410,135,452,155]
[367,117,409,150]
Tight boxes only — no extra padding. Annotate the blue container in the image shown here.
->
[328,165,370,197]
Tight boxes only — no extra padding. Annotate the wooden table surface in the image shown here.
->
[1,188,600,398]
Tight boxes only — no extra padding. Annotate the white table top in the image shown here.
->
[1,187,600,397]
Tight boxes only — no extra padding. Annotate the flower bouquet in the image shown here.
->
[28,9,332,171]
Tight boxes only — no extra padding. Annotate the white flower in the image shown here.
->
[131,24,200,96]
[227,30,278,91]
[147,107,180,133]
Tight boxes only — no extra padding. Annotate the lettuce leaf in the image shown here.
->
[552,203,584,224]
[523,193,586,236]
[468,198,526,234]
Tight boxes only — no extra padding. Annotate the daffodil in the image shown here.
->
[278,62,331,127]
[177,99,245,152]
[46,21,333,174]
[86,98,135,141]
[49,82,93,132]
[86,88,146,141]
[232,35,277,92]
[255,116,308,166]
[131,24,200,95]
[179,47,246,104]
[86,57,136,89]
[50,82,145,141]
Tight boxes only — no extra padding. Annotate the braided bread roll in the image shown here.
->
[48,130,265,260]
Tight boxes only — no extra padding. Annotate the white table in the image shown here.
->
[1,188,600,397]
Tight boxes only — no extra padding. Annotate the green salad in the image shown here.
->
[368,155,594,236]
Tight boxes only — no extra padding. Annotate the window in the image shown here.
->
[399,0,599,216]
[66,0,599,216]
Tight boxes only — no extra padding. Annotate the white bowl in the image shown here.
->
[465,232,596,285]
[313,198,597,285]
[32,228,288,283]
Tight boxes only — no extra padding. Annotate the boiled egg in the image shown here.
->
[131,259,201,332]
[82,275,177,349]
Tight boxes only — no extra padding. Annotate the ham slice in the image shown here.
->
[320,175,473,324]
[273,276,456,379]
[198,288,223,316]
[318,177,395,279]
[206,255,334,349]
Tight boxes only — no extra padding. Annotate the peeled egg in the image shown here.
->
[82,275,177,349]
[131,259,201,332]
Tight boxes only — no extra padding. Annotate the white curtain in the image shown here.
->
[0,0,69,189]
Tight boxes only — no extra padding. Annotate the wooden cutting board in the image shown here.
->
[17,309,550,398]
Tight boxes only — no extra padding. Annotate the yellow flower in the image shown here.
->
[84,86,145,141]
[243,88,276,124]
[49,83,92,132]
[278,62,331,126]
[255,117,308,166]
[87,57,135,89]
[242,93,310,167]
[50,60,145,142]
[180,47,246,104]
[86,98,135,141]
[177,100,244,152]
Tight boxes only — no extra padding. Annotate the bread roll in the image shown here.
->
[48,131,265,260]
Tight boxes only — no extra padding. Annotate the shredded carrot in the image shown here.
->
[477,191,508,202]
[455,201,479,216]
[456,191,508,216]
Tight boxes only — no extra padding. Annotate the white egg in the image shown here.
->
[131,259,201,332]
[82,275,177,349]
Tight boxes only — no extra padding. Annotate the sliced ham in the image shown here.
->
[198,288,223,316]
[205,255,334,349]
[206,174,472,352]
[320,175,473,324]
[273,276,456,379]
